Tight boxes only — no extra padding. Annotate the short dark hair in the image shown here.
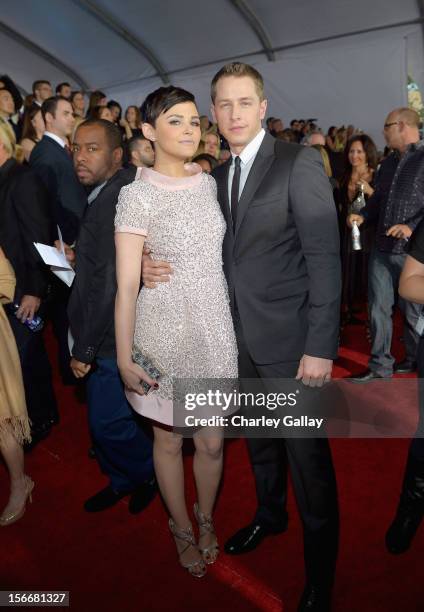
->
[0,75,23,111]
[75,118,123,150]
[192,153,218,171]
[41,95,71,122]
[107,99,122,120]
[71,90,84,103]
[211,62,264,102]
[56,82,71,94]
[88,105,109,120]
[141,86,196,127]
[127,135,149,154]
[32,80,51,94]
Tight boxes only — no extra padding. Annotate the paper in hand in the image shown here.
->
[34,226,75,287]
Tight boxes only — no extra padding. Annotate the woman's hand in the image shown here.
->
[118,361,158,395]
[347,213,364,228]
[357,179,374,197]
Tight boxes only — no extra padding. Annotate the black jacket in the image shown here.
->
[0,158,53,301]
[213,134,341,364]
[68,166,136,363]
[30,135,87,244]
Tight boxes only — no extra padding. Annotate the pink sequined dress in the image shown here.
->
[115,164,238,426]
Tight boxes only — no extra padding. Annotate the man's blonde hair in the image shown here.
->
[211,62,265,102]
[0,118,16,157]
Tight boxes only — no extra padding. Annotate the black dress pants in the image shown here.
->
[7,311,58,431]
[46,276,73,384]
[409,335,424,460]
[234,312,339,588]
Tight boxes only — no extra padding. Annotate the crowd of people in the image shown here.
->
[1,63,424,611]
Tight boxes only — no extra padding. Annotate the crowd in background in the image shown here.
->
[0,70,423,583]
[0,72,403,458]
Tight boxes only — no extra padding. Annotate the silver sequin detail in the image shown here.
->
[115,172,238,401]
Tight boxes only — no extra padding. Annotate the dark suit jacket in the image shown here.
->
[30,135,87,244]
[0,158,53,301]
[67,166,136,364]
[212,134,341,364]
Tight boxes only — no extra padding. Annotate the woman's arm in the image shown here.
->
[119,118,133,141]
[115,232,156,394]
[399,255,424,304]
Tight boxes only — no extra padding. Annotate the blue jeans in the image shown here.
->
[368,248,421,377]
[87,357,154,492]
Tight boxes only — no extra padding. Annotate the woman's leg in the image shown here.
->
[152,424,204,574]
[192,428,224,559]
[193,428,224,514]
[0,424,31,519]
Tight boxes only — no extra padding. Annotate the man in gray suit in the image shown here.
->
[143,63,341,612]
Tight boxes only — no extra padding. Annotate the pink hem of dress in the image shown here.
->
[125,389,174,426]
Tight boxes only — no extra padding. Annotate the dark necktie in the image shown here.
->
[231,156,241,230]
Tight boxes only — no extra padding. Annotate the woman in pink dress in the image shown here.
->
[114,86,237,578]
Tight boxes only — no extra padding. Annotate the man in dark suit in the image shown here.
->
[0,118,58,441]
[30,96,86,245]
[142,63,341,611]
[30,96,87,384]
[67,119,156,514]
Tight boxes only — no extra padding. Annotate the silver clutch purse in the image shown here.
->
[131,347,162,394]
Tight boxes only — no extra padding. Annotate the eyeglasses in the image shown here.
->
[384,121,399,129]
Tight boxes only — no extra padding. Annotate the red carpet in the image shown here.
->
[2,312,424,612]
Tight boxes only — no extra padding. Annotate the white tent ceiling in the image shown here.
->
[1,0,424,147]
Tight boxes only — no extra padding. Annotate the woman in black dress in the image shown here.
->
[336,134,378,325]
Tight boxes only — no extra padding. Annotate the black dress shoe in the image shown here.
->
[224,520,287,555]
[298,584,331,611]
[128,478,157,514]
[84,486,129,512]
[394,360,417,374]
[349,369,386,384]
[386,506,423,554]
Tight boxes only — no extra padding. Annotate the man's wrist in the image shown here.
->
[72,345,95,365]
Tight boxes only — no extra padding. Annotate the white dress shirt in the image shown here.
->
[44,131,66,148]
[227,127,266,208]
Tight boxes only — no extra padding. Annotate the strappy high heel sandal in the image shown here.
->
[193,503,219,565]
[0,476,34,527]
[168,518,207,578]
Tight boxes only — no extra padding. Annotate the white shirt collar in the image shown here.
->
[44,131,66,148]
[231,128,266,165]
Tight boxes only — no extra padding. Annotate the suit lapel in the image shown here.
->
[235,134,275,235]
